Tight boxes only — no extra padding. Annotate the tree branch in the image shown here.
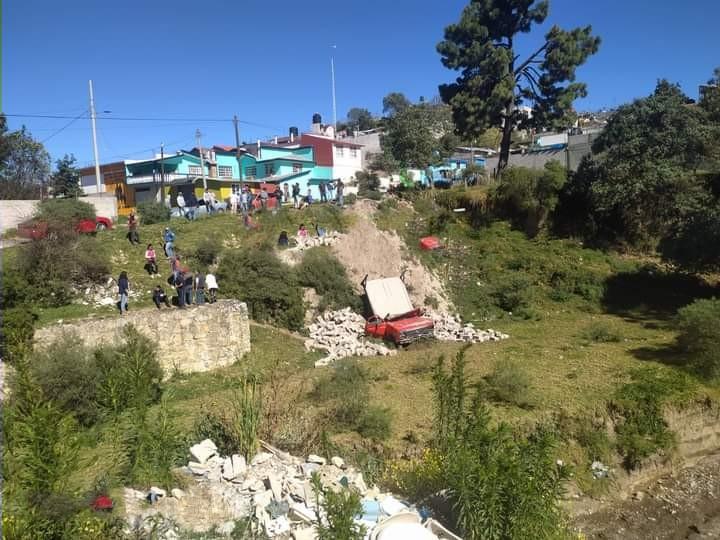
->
[514,42,549,76]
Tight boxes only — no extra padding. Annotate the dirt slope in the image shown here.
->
[331,199,451,312]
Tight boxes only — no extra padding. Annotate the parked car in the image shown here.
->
[361,275,435,345]
[17,216,113,240]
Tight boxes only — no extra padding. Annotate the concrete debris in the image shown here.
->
[190,439,218,464]
[426,309,509,343]
[591,460,610,479]
[305,307,507,367]
[305,308,397,367]
[126,439,461,539]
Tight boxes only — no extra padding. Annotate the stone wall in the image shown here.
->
[34,300,251,376]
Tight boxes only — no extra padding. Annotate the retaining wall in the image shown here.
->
[34,300,251,376]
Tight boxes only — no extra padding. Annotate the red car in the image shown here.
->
[362,275,435,345]
[17,216,113,240]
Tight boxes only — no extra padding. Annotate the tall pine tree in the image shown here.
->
[51,154,81,198]
[437,0,600,174]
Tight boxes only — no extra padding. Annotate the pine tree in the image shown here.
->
[50,154,81,198]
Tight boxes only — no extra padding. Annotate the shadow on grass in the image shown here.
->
[602,265,717,322]
[630,343,686,368]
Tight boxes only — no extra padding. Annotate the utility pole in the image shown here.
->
[160,143,166,204]
[88,80,102,195]
[330,48,337,137]
[233,115,244,190]
[196,129,207,190]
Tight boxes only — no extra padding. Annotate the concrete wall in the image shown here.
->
[34,299,251,376]
[0,195,118,234]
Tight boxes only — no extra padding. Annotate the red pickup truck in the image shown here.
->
[17,216,113,240]
[362,275,435,345]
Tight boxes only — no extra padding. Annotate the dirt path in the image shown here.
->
[573,453,720,539]
[331,200,452,311]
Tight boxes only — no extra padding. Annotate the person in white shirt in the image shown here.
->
[203,188,215,214]
[205,273,218,303]
[176,192,186,217]
[230,191,239,214]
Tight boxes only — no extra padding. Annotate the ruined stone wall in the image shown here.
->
[34,300,251,376]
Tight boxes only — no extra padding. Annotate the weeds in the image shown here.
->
[311,474,366,540]
[676,297,720,380]
[581,322,622,343]
[484,359,534,409]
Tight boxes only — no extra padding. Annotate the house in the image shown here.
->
[79,161,136,216]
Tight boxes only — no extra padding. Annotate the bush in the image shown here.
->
[311,474,366,540]
[357,406,392,440]
[581,322,622,343]
[217,248,304,330]
[137,201,171,225]
[189,234,223,268]
[35,198,95,228]
[296,248,361,311]
[485,359,533,408]
[0,306,36,362]
[491,272,534,312]
[93,325,163,415]
[194,377,262,460]
[677,298,720,379]
[30,335,100,427]
[344,193,357,205]
[549,267,606,304]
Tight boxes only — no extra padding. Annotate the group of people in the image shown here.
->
[277,222,327,248]
[117,225,219,315]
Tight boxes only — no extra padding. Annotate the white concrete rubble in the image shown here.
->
[426,309,509,343]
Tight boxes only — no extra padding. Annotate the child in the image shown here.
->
[278,230,289,247]
[145,244,158,275]
[297,224,308,246]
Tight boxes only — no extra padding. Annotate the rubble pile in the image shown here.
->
[427,309,509,343]
[73,277,145,307]
[305,308,396,367]
[293,231,341,251]
[126,439,461,539]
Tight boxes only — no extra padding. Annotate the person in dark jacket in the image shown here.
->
[118,271,129,315]
[153,285,171,308]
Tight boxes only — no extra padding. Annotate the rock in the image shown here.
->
[150,486,167,498]
[290,502,317,523]
[231,454,247,476]
[266,515,291,536]
[126,488,147,500]
[331,456,345,469]
[307,454,326,465]
[251,452,273,466]
[302,463,321,477]
[633,491,645,501]
[222,457,236,481]
[293,526,318,540]
[216,521,235,536]
[188,461,208,476]
[267,473,283,501]
[254,489,273,509]
[170,488,185,499]
[190,439,218,464]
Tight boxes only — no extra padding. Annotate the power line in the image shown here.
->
[3,112,283,130]
[41,110,88,143]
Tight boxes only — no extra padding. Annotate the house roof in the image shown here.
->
[256,154,314,164]
[302,133,363,148]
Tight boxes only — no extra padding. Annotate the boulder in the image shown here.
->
[190,439,218,464]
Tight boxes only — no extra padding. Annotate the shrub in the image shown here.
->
[549,267,605,304]
[93,325,163,415]
[0,306,36,362]
[194,377,262,460]
[30,335,100,427]
[189,234,223,268]
[485,359,533,408]
[491,272,534,312]
[137,201,171,225]
[581,322,621,343]
[431,349,570,539]
[217,248,304,330]
[426,208,453,235]
[357,406,392,441]
[356,170,381,195]
[35,198,95,228]
[296,248,361,311]
[344,193,357,205]
[311,474,366,540]
[677,298,720,379]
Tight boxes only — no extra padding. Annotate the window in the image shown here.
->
[188,165,202,175]
[246,166,257,178]
[264,164,274,176]
[350,148,358,158]
[218,165,233,178]
[335,146,344,157]
[292,162,302,173]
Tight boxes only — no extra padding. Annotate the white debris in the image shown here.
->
[426,309,509,343]
[306,308,397,367]
[190,439,217,464]
[141,440,461,539]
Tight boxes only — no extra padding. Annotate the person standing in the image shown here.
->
[240,187,251,215]
[327,180,335,202]
[283,183,290,204]
[292,183,300,209]
[203,188,215,214]
[145,244,158,275]
[205,272,218,303]
[174,268,186,308]
[194,271,206,305]
[127,212,140,244]
[176,191,186,218]
[230,189,239,214]
[118,271,129,315]
[186,191,198,220]
[163,227,176,258]
[183,270,194,306]
[336,179,345,207]
[319,181,327,203]
[259,187,269,211]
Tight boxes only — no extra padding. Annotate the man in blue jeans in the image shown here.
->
[163,228,176,258]
[118,271,129,315]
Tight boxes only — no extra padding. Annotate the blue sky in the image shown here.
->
[3,0,719,167]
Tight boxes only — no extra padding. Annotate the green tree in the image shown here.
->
[0,122,51,199]
[50,154,81,198]
[381,101,456,169]
[346,107,375,131]
[571,81,711,248]
[382,92,411,117]
[437,0,600,174]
